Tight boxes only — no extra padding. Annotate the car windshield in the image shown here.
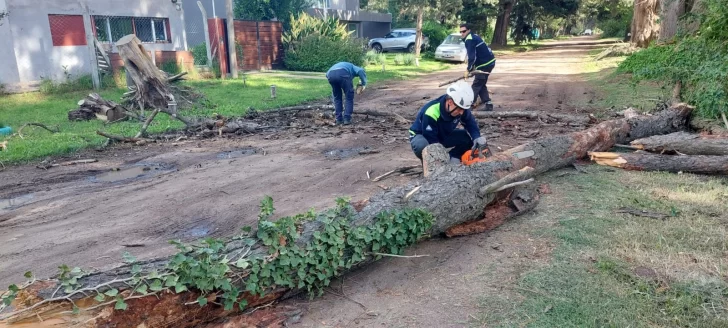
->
[442,35,462,45]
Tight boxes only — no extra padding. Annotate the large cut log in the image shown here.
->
[589,152,728,174]
[630,131,728,155]
[68,93,127,122]
[0,104,693,327]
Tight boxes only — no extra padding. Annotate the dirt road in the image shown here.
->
[0,36,605,299]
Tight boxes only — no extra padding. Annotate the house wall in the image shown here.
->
[361,21,391,39]
[2,0,186,91]
[0,0,21,87]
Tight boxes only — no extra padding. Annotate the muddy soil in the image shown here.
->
[0,36,607,322]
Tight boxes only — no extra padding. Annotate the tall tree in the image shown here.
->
[659,0,686,41]
[492,0,515,46]
[461,0,499,37]
[630,0,661,47]
[397,0,464,66]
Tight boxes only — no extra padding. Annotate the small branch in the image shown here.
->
[721,111,728,131]
[367,252,429,258]
[96,130,153,143]
[479,167,535,195]
[372,165,420,182]
[135,108,161,138]
[18,122,59,139]
[493,178,534,192]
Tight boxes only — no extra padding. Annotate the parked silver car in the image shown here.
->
[368,28,429,53]
[434,33,467,63]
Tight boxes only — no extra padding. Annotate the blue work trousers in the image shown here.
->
[327,69,355,121]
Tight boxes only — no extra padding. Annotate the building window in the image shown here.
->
[48,14,87,46]
[347,23,359,38]
[312,0,331,8]
[93,16,169,43]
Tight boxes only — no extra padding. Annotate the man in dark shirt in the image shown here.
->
[460,23,496,111]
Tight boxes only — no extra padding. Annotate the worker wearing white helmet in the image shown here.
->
[408,80,488,163]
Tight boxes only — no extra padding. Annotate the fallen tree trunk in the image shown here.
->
[589,152,728,174]
[472,111,596,125]
[0,104,694,327]
[630,131,728,155]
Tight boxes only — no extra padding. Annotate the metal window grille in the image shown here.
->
[93,15,169,44]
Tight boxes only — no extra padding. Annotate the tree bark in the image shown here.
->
[630,131,728,155]
[68,93,127,122]
[1,104,694,328]
[659,0,686,41]
[472,111,595,125]
[589,151,728,174]
[631,0,661,47]
[116,35,173,110]
[492,0,514,46]
[414,7,423,67]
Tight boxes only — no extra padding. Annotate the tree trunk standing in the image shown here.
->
[115,35,173,110]
[631,0,661,47]
[226,0,238,78]
[492,0,514,46]
[659,0,686,41]
[414,7,423,67]
[682,0,705,35]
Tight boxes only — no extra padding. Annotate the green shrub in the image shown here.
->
[422,20,452,51]
[393,54,404,65]
[402,53,416,66]
[364,50,386,66]
[599,18,630,38]
[282,12,352,50]
[284,35,365,72]
[191,43,208,66]
[161,60,181,75]
[38,73,94,95]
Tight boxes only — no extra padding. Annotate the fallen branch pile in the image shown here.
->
[0,103,693,327]
[68,94,127,122]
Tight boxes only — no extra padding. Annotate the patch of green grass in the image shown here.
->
[474,167,728,327]
[0,57,450,164]
[579,53,669,116]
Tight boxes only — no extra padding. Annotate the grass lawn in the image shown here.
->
[0,55,452,164]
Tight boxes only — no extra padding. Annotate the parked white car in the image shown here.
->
[434,33,467,63]
[368,28,429,53]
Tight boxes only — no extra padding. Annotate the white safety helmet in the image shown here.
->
[445,80,474,110]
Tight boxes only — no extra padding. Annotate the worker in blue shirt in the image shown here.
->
[460,23,496,111]
[409,80,487,163]
[326,62,367,125]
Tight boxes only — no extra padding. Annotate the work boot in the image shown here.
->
[335,119,344,125]
[343,118,352,125]
[484,102,494,112]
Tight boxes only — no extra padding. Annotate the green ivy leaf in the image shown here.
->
[165,275,179,287]
[224,299,234,311]
[242,226,252,233]
[122,252,136,264]
[174,283,187,293]
[94,293,106,302]
[72,305,80,314]
[234,259,250,269]
[8,284,19,293]
[23,271,33,279]
[131,264,142,275]
[197,296,208,307]
[136,284,148,294]
[238,299,248,310]
[149,279,164,292]
[105,288,119,297]
[115,300,127,311]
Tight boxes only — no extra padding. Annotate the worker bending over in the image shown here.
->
[326,62,367,125]
[408,80,487,163]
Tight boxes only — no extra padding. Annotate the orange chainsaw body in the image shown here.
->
[461,148,491,165]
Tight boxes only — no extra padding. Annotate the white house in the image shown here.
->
[0,0,189,92]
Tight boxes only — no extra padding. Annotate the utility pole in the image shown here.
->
[226,0,238,78]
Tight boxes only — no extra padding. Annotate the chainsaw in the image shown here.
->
[461,143,492,166]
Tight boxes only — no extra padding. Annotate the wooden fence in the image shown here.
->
[207,19,283,73]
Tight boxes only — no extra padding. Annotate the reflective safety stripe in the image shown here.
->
[409,129,416,136]
[465,34,473,40]
[424,103,441,121]
[476,58,495,69]
[475,42,485,47]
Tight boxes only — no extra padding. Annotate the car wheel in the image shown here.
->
[372,43,383,53]
[407,43,415,53]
